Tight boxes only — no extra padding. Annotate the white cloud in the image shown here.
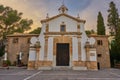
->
[80,0,120,33]
[0,0,47,30]
[0,0,120,33]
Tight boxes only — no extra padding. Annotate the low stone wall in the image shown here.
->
[73,61,98,70]
[38,61,52,67]
[28,61,53,70]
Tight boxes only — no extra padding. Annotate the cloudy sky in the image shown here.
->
[0,0,120,32]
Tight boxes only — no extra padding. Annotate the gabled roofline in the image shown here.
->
[41,13,86,23]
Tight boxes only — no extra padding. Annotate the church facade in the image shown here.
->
[28,4,110,70]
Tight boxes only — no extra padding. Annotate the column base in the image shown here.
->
[27,61,35,70]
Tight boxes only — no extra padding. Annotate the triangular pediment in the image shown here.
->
[41,13,86,23]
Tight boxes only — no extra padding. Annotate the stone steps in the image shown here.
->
[52,66,71,70]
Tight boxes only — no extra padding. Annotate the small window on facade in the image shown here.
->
[97,54,102,57]
[60,25,66,32]
[13,38,18,43]
[77,25,80,29]
[97,40,103,45]
[27,38,31,44]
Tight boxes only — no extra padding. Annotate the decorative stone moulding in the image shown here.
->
[34,41,41,48]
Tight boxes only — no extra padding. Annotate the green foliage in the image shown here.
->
[97,11,105,35]
[110,39,120,67]
[3,60,11,66]
[0,5,33,57]
[15,19,33,33]
[0,5,33,39]
[85,29,95,35]
[108,1,120,66]
[29,27,41,34]
[107,1,119,35]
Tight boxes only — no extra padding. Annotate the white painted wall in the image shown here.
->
[47,37,53,61]
[38,23,46,60]
[89,50,97,61]
[29,13,97,63]
[28,48,36,61]
[72,37,78,61]
[80,23,88,61]
[49,16,78,32]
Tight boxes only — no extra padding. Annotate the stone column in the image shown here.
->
[78,36,81,61]
[85,41,90,61]
[35,41,41,69]
[46,24,49,32]
[35,47,40,69]
[27,44,36,70]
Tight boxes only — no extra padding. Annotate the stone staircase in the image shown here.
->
[52,66,71,70]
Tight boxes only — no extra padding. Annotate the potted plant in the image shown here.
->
[2,60,11,67]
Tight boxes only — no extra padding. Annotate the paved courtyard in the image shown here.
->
[0,68,120,80]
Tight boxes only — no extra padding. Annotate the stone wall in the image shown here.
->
[7,34,39,65]
[90,35,111,69]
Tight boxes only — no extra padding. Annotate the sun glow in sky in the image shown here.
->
[0,0,120,32]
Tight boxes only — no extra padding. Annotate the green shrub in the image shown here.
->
[3,60,11,66]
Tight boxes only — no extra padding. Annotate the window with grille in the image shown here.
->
[97,40,103,45]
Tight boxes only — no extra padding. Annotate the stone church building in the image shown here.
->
[27,4,110,70]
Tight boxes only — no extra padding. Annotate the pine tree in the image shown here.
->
[0,5,33,57]
[107,1,119,35]
[97,11,105,35]
[29,27,41,34]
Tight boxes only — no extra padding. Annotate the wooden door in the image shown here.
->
[56,43,69,66]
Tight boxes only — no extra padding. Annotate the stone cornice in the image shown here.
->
[44,32,82,35]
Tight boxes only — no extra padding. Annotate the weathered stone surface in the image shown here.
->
[7,34,39,65]
[90,35,111,69]
[28,61,35,70]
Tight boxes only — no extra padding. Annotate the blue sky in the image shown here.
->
[0,0,120,32]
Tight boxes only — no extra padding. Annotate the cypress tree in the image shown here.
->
[97,11,105,35]
[107,1,119,35]
[108,1,120,66]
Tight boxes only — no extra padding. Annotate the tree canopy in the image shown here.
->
[29,27,41,34]
[0,5,33,57]
[85,29,96,35]
[97,11,105,35]
[107,1,119,35]
[108,1,120,66]
[0,5,33,39]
